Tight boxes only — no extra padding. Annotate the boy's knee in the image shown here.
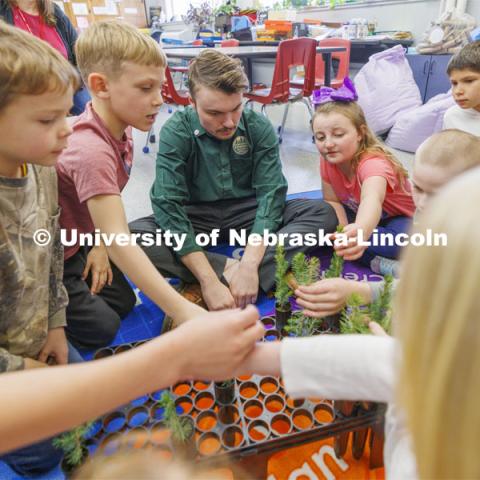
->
[93,308,121,347]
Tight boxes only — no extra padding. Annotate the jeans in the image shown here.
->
[0,341,83,476]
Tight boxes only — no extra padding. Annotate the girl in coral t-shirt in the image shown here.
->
[313,79,415,271]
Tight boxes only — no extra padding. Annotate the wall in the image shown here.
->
[238,0,480,43]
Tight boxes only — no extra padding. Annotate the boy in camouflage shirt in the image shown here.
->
[0,21,81,475]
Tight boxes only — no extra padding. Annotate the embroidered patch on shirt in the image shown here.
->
[232,136,249,155]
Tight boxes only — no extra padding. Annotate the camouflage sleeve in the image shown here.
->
[43,167,68,330]
[0,348,25,372]
[48,208,68,330]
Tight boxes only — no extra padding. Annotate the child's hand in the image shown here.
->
[82,245,113,295]
[368,321,389,336]
[174,305,264,381]
[334,223,368,261]
[38,327,69,365]
[295,278,356,317]
[24,358,49,369]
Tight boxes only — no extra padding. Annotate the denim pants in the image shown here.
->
[0,342,83,476]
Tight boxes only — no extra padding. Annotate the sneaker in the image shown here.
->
[370,256,400,278]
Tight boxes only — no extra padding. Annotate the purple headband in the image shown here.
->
[312,77,358,105]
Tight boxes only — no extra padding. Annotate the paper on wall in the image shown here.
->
[76,16,89,28]
[93,0,118,15]
[124,7,137,14]
[72,2,88,15]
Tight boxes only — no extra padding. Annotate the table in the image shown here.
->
[165,45,347,88]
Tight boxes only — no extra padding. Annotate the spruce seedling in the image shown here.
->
[368,274,394,334]
[340,276,394,335]
[159,392,193,443]
[340,293,370,334]
[324,225,345,279]
[53,421,93,468]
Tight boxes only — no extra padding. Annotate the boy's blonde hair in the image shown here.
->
[188,49,249,99]
[416,129,480,175]
[395,167,480,479]
[75,20,167,83]
[0,20,79,110]
[313,101,409,185]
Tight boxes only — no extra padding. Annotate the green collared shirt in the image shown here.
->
[151,107,288,256]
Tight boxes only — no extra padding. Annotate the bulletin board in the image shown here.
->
[54,0,147,30]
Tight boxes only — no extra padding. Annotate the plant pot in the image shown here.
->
[214,380,235,405]
[275,302,291,333]
[321,313,341,334]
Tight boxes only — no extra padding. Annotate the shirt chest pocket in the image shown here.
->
[230,153,253,186]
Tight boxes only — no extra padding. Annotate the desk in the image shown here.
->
[165,45,346,87]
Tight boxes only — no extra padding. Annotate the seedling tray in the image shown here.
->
[86,315,384,467]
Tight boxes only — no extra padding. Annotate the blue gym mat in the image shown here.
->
[0,190,382,479]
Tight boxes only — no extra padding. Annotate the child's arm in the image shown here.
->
[240,335,396,402]
[355,176,387,237]
[0,306,264,454]
[322,180,348,226]
[335,176,387,261]
[86,195,204,323]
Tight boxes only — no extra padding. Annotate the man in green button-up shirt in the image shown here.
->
[130,50,337,311]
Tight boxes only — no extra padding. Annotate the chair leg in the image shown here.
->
[302,97,314,119]
[278,102,290,144]
[143,126,153,154]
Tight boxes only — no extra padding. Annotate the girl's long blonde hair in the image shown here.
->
[314,101,409,184]
[395,167,480,479]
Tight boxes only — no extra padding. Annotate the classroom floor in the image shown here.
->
[0,102,413,480]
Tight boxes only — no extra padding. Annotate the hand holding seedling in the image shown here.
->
[38,327,69,365]
[332,223,368,261]
[296,278,371,318]
[174,305,264,381]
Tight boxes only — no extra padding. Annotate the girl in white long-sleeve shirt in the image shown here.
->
[243,167,480,479]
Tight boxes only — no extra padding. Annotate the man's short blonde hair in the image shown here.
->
[188,49,249,99]
[75,20,167,83]
[0,20,79,111]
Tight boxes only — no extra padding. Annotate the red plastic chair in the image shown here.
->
[220,39,240,47]
[314,38,351,89]
[244,38,317,143]
[162,66,190,107]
